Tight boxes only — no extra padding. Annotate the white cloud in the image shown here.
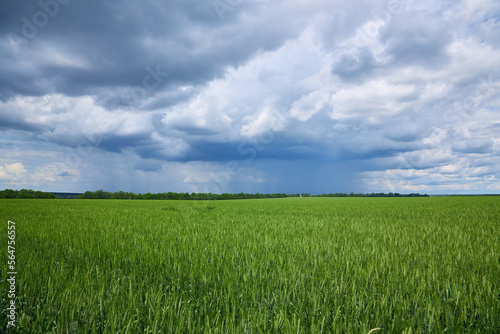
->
[289,90,330,121]
[241,104,287,137]
[0,161,81,188]
[329,80,416,123]
[30,163,80,185]
[150,132,190,157]
[161,26,331,141]
[161,90,233,133]
[0,162,27,183]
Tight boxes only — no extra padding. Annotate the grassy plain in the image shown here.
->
[1,197,499,333]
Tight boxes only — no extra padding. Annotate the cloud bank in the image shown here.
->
[1,0,499,194]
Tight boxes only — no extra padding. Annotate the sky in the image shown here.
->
[0,0,499,195]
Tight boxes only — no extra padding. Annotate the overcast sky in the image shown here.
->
[1,0,499,194]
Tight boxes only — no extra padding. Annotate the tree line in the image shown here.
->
[0,189,56,199]
[77,190,289,200]
[0,189,430,200]
[315,192,429,197]
[77,190,429,200]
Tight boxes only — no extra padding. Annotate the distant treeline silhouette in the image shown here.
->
[0,189,431,200]
[0,189,56,199]
[316,192,429,198]
[77,190,429,200]
[78,190,289,200]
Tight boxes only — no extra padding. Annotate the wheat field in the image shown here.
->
[1,197,499,333]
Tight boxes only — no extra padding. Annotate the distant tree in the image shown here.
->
[94,190,104,199]
[17,192,33,199]
[5,189,17,198]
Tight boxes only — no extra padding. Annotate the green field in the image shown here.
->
[1,197,499,333]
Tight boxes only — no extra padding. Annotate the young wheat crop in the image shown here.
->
[1,197,499,333]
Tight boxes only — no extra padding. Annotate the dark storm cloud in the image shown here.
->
[379,13,453,68]
[1,0,300,99]
[133,159,162,172]
[452,139,493,154]
[332,48,378,80]
[0,111,47,132]
[98,134,153,153]
[133,137,324,164]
